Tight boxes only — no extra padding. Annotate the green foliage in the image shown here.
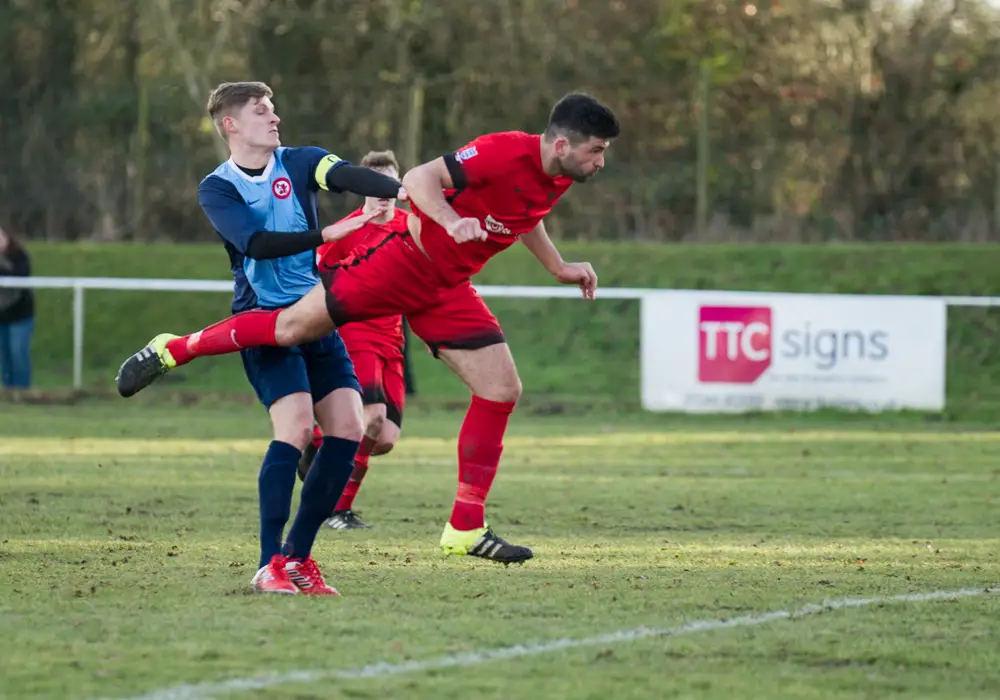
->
[4,1,1000,241]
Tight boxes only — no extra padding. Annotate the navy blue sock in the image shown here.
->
[283,436,359,560]
[258,440,301,569]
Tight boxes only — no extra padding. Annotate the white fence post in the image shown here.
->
[73,283,84,390]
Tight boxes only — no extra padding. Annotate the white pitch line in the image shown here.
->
[100,586,996,700]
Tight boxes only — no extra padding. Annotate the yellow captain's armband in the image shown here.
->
[315,154,342,191]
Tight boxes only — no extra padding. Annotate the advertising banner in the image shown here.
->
[640,291,946,413]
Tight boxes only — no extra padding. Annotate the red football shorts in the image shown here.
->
[319,233,505,357]
[348,350,406,427]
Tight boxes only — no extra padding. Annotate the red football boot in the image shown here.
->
[285,556,340,596]
[250,554,298,595]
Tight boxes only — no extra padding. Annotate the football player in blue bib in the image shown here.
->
[194,81,404,595]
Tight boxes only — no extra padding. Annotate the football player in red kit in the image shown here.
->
[298,150,410,531]
[116,92,620,564]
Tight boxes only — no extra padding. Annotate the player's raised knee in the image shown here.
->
[371,440,396,457]
[364,411,386,439]
[489,374,522,404]
[273,287,336,346]
[273,314,308,347]
[508,377,524,404]
[371,415,400,455]
[274,312,325,347]
[493,361,523,404]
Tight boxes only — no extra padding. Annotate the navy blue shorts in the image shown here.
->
[240,331,361,409]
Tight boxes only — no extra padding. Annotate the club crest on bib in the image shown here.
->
[272,177,292,199]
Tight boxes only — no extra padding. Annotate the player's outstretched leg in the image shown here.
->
[114,333,181,398]
[115,284,335,397]
[435,344,533,565]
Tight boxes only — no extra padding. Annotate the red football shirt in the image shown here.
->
[318,207,409,357]
[412,131,575,285]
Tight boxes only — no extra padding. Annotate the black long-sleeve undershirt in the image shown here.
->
[245,230,324,260]
[325,163,400,199]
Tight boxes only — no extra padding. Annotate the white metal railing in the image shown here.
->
[0,275,998,389]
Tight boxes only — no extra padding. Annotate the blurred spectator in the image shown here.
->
[0,225,35,389]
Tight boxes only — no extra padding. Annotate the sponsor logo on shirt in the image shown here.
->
[455,146,478,162]
[484,214,511,236]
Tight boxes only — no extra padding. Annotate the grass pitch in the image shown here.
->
[1,398,998,699]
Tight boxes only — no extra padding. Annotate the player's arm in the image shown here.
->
[312,151,401,199]
[520,221,565,275]
[401,157,463,230]
[521,221,598,300]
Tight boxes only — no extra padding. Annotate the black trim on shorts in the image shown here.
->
[424,331,506,359]
[360,384,403,428]
[360,383,386,407]
[386,401,403,429]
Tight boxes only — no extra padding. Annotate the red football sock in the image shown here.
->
[310,425,323,451]
[165,309,280,366]
[335,435,377,511]
[449,396,516,531]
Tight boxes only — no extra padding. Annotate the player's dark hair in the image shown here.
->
[544,93,620,143]
[360,150,400,172]
[206,81,274,139]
